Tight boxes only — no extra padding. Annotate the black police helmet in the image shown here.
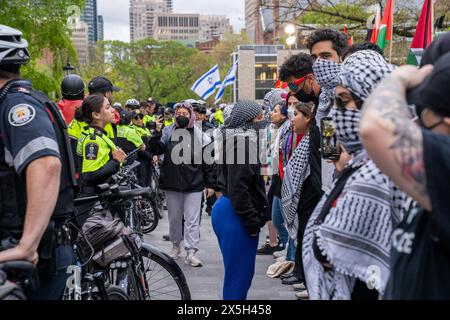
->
[119,109,133,125]
[61,74,85,100]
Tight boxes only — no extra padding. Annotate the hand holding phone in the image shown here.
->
[320,117,341,161]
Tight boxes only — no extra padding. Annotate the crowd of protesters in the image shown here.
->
[1,20,449,301]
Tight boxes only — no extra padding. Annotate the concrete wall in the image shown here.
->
[237,50,255,101]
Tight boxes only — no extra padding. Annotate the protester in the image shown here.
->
[212,100,269,300]
[302,50,409,300]
[154,102,215,267]
[360,51,450,299]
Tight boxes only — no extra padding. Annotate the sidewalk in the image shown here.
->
[144,210,297,300]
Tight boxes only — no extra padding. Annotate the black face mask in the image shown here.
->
[176,116,190,128]
[295,89,319,106]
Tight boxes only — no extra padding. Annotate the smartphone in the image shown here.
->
[148,121,157,130]
[320,117,341,161]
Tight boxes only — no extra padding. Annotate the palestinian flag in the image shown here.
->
[370,5,381,44]
[376,0,394,50]
[407,0,433,65]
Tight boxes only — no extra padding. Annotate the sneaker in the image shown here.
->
[275,256,286,262]
[256,243,284,255]
[163,234,170,241]
[185,250,203,267]
[168,243,181,260]
[273,249,286,259]
[295,290,309,300]
[293,283,306,291]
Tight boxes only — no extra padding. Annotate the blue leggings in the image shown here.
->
[212,196,259,300]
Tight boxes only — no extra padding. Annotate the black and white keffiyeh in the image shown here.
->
[301,49,410,300]
[280,134,311,240]
[313,58,342,129]
[339,50,394,100]
[221,100,269,134]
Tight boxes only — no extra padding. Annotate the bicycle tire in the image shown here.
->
[140,200,159,234]
[139,244,191,300]
[106,285,130,300]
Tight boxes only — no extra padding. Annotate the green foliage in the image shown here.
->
[81,39,215,105]
[0,0,84,96]
[300,3,369,26]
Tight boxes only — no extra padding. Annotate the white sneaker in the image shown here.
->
[168,243,181,260]
[275,256,286,262]
[185,250,203,267]
[295,290,309,300]
[273,249,286,259]
[293,283,306,291]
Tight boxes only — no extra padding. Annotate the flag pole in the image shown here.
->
[389,0,394,63]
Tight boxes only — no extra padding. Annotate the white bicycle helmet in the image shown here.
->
[125,99,140,108]
[0,24,30,66]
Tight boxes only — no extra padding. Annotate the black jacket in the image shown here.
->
[217,135,269,235]
[153,126,215,192]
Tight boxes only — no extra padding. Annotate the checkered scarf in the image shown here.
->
[301,50,411,299]
[313,58,342,130]
[338,50,394,100]
[281,133,311,240]
[221,100,269,134]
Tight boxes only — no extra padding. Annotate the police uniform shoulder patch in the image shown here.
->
[85,142,99,160]
[8,104,36,127]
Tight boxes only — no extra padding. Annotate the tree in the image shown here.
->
[0,0,84,97]
[81,39,215,105]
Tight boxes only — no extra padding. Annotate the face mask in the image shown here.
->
[313,58,341,90]
[329,107,363,155]
[294,82,316,103]
[287,107,296,121]
[176,116,190,128]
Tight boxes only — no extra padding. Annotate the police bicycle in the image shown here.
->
[0,260,37,300]
[68,182,191,300]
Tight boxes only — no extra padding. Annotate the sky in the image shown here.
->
[97,0,246,42]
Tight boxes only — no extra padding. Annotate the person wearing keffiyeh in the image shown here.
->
[302,50,411,300]
[212,100,270,300]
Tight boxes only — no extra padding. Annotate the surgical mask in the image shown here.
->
[294,85,316,103]
[329,107,363,155]
[287,107,296,120]
[176,116,190,128]
[313,58,341,90]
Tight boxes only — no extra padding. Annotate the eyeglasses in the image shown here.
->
[134,114,144,120]
[288,75,308,93]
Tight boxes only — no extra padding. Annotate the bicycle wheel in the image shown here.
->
[139,244,191,300]
[105,285,130,300]
[140,199,159,234]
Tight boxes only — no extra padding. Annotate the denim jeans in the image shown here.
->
[271,196,296,261]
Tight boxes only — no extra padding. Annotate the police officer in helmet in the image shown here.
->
[0,24,76,299]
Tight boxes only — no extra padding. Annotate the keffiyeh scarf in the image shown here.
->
[313,58,342,129]
[302,50,408,299]
[280,133,310,240]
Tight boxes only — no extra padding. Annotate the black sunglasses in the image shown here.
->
[134,114,144,120]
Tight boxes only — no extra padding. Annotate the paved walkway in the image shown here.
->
[144,210,297,300]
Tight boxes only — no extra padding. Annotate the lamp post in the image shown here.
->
[63,59,75,77]
[285,24,296,55]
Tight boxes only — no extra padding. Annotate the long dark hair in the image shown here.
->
[81,94,106,123]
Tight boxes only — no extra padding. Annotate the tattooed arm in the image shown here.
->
[360,65,433,211]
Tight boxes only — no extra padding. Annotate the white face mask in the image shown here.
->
[287,107,296,120]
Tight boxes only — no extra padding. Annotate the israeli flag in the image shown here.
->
[214,60,238,104]
[191,65,221,100]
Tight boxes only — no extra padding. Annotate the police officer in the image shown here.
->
[76,95,127,224]
[0,24,76,299]
[58,74,86,125]
[116,108,145,165]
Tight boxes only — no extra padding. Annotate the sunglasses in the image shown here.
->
[134,114,144,120]
[288,75,308,92]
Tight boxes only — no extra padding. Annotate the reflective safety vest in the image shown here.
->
[80,127,118,173]
[143,114,157,126]
[164,118,174,127]
[133,125,151,139]
[117,124,144,149]
[68,119,89,140]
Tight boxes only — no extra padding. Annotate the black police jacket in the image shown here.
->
[0,79,76,239]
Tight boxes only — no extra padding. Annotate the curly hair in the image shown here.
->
[279,52,313,81]
[306,29,349,56]
[342,42,384,61]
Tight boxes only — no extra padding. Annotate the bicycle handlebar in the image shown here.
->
[114,187,151,200]
[74,185,151,206]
